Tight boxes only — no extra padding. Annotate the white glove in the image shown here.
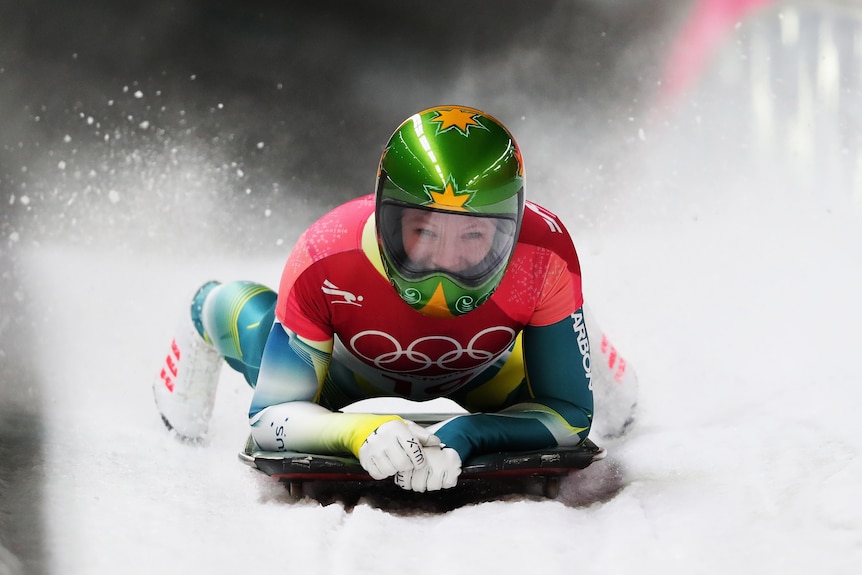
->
[358,419,441,480]
[394,445,462,492]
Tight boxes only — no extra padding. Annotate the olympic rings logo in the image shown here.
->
[348,326,516,373]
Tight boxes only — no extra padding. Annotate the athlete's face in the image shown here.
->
[401,208,497,274]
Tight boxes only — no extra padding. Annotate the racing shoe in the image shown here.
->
[153,281,223,440]
[584,305,639,439]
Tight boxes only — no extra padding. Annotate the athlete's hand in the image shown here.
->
[394,445,462,492]
[358,419,440,480]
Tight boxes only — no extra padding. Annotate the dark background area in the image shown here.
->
[0,1,691,572]
[1,0,686,246]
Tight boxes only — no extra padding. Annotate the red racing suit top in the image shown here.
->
[248,194,594,462]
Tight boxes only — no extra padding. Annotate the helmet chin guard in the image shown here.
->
[375,106,525,318]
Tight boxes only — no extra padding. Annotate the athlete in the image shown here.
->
[153,105,637,493]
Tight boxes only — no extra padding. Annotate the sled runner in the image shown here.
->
[238,414,606,501]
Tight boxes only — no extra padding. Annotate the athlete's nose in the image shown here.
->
[429,237,463,271]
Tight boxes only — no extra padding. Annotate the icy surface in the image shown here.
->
[20,158,862,573]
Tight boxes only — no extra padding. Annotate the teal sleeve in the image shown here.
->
[248,322,327,419]
[434,414,557,461]
[434,308,594,461]
[521,308,594,431]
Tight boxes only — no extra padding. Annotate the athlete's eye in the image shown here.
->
[416,228,437,238]
[462,231,486,240]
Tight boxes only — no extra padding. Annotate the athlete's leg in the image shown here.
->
[199,281,277,388]
[153,281,276,440]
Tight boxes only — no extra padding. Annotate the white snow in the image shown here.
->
[18,128,862,574]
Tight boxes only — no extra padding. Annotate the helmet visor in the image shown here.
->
[378,203,518,287]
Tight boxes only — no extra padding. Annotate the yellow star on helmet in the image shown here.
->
[419,282,454,318]
[431,108,483,135]
[426,182,473,212]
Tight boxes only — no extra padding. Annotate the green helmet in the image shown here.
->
[375,105,525,318]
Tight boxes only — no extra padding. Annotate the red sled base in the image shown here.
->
[239,433,606,506]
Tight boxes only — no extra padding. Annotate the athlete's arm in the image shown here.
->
[248,322,402,456]
[431,308,593,462]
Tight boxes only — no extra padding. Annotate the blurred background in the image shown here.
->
[3,1,861,572]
